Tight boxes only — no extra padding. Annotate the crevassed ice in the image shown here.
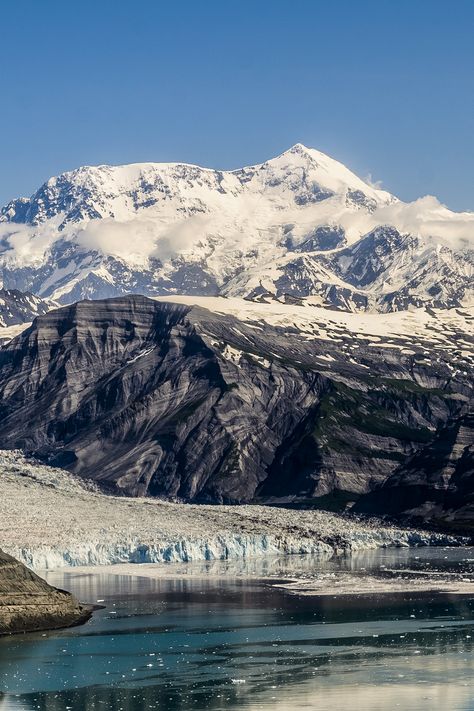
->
[8,530,459,572]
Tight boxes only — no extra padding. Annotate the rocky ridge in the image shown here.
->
[356,413,474,530]
[0,294,471,522]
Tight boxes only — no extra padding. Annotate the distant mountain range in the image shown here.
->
[0,143,472,311]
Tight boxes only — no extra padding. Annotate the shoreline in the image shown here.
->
[0,549,95,637]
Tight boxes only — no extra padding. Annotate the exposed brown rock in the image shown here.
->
[0,549,91,635]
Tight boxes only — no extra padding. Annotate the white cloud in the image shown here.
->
[77,212,213,265]
[364,173,384,190]
[373,196,474,249]
[0,220,59,266]
[75,214,212,266]
[76,218,159,266]
[335,195,474,249]
[0,194,472,274]
[0,214,212,268]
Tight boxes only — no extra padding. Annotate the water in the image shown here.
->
[1,548,474,710]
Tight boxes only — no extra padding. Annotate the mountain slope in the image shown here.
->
[0,288,54,345]
[356,414,474,530]
[1,144,472,310]
[0,295,471,508]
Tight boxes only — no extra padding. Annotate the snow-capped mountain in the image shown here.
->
[0,143,472,310]
[0,289,52,328]
[0,289,54,345]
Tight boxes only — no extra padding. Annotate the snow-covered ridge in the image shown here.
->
[1,293,472,378]
[0,143,472,311]
[158,294,474,343]
[0,451,463,571]
[157,295,474,374]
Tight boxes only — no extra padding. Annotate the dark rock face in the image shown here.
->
[331,227,419,288]
[0,549,90,635]
[0,295,470,511]
[356,414,474,531]
[0,296,329,501]
[286,226,347,252]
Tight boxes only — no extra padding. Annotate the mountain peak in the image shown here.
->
[267,143,393,204]
[288,142,314,154]
[0,144,471,313]
[274,142,329,162]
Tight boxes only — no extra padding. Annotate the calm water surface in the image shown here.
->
[1,548,474,711]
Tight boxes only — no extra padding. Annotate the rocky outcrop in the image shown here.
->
[355,414,474,531]
[0,295,471,508]
[0,548,91,634]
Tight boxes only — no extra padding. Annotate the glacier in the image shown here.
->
[0,451,464,571]
[10,530,462,573]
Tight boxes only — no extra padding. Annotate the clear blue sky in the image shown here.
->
[1,0,473,210]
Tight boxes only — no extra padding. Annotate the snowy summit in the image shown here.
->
[0,143,472,311]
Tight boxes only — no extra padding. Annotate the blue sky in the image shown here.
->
[1,0,473,210]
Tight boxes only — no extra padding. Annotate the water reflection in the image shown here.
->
[1,549,474,711]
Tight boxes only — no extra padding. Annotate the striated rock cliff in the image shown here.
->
[0,548,91,634]
[356,414,474,531]
[0,294,471,510]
